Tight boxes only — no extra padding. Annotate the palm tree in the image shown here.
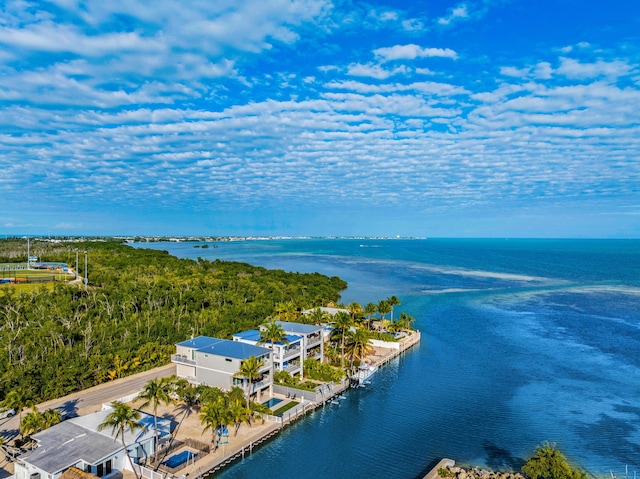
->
[363,302,377,330]
[42,409,62,429]
[1,389,31,431]
[234,356,265,409]
[345,328,373,370]
[166,380,198,454]
[136,377,173,454]
[97,401,145,479]
[346,302,362,322]
[308,307,327,326]
[200,399,230,449]
[397,312,415,330]
[228,398,251,436]
[259,321,289,350]
[331,311,353,370]
[20,409,44,439]
[387,295,401,322]
[377,300,392,324]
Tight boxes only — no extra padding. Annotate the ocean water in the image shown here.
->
[140,239,640,478]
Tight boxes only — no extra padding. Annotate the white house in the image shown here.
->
[14,406,170,479]
[171,336,273,399]
[275,321,324,364]
[232,329,304,376]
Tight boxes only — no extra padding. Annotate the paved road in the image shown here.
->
[0,363,176,441]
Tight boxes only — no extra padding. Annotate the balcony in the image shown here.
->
[284,363,301,373]
[283,346,302,360]
[171,354,196,366]
[307,335,322,347]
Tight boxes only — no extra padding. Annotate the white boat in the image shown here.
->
[352,364,378,386]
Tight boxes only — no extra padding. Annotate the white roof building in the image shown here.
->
[14,406,170,479]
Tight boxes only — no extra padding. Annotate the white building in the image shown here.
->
[232,329,304,376]
[14,406,170,479]
[171,336,273,399]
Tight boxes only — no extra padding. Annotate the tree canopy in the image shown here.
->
[521,443,587,479]
[0,239,346,404]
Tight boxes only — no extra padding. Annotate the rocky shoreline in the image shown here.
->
[438,464,525,479]
[424,459,526,479]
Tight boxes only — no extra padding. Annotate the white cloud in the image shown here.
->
[374,44,458,62]
[556,57,632,80]
[437,3,470,26]
[346,63,409,79]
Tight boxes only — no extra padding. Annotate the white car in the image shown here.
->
[0,408,16,419]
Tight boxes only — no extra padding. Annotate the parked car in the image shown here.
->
[0,408,16,419]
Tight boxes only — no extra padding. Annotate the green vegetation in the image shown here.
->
[272,401,298,415]
[522,443,587,479]
[0,238,346,404]
[303,359,344,383]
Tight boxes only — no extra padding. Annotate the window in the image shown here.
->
[97,464,103,477]
[225,358,232,362]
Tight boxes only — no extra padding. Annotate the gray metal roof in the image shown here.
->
[21,407,169,474]
[275,321,322,335]
[21,421,120,473]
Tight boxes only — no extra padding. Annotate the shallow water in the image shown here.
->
[140,239,640,478]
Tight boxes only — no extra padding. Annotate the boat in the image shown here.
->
[352,364,379,387]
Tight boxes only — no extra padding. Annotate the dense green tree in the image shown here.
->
[228,398,251,436]
[345,327,373,370]
[20,409,44,439]
[1,389,31,430]
[200,399,230,448]
[522,443,587,479]
[331,312,353,369]
[0,239,347,405]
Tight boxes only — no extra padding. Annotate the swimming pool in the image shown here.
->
[161,449,197,469]
[263,398,283,408]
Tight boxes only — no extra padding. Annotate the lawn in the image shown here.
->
[272,400,299,416]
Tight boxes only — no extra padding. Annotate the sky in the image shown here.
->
[1,0,639,238]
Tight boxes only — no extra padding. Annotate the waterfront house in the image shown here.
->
[275,321,325,364]
[13,406,169,479]
[232,329,304,376]
[172,336,273,398]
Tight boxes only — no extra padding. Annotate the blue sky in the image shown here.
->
[1,0,639,238]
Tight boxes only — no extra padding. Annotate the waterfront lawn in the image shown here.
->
[272,401,299,416]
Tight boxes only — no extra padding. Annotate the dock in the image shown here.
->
[424,459,456,479]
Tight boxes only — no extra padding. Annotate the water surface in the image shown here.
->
[138,239,640,478]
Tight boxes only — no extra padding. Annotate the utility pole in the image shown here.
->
[84,251,88,290]
[75,248,79,279]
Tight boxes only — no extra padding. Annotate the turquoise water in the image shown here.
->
[263,397,283,408]
[140,239,640,478]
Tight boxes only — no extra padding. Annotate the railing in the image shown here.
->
[171,354,196,366]
[284,363,301,373]
[283,347,302,360]
[306,335,322,347]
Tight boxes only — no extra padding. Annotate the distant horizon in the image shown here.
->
[2,234,639,241]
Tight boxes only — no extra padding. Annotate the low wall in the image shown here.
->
[370,339,401,350]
